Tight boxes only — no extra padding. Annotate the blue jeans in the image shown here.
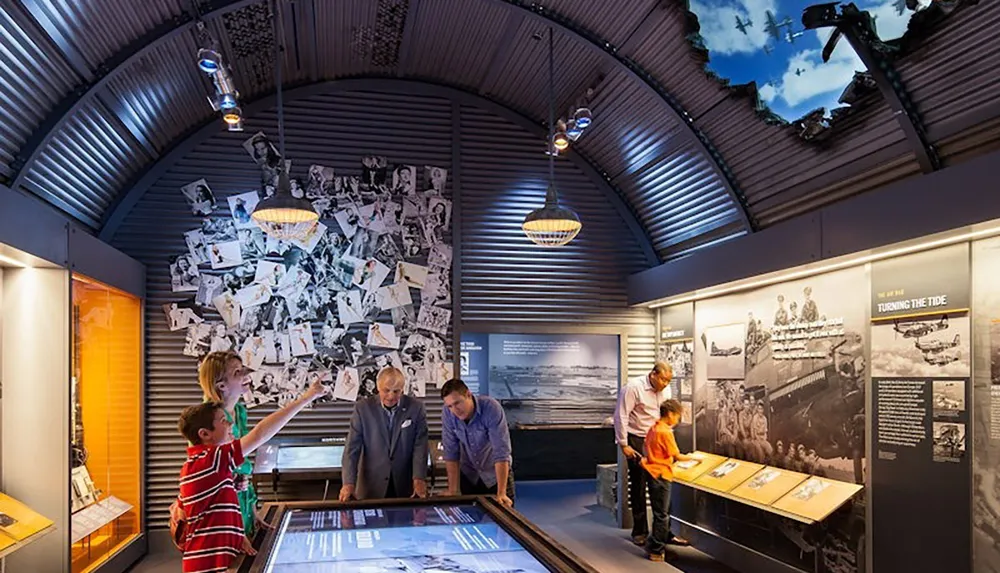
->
[646,476,673,555]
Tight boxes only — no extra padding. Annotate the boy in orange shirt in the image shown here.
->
[641,399,694,562]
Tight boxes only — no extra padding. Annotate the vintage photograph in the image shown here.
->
[791,477,830,501]
[243,131,282,169]
[180,179,216,216]
[200,217,237,244]
[183,323,213,358]
[243,368,279,409]
[348,228,378,260]
[392,165,416,195]
[169,254,201,292]
[227,191,260,229]
[375,234,404,268]
[333,367,361,402]
[358,365,379,398]
[404,365,427,397]
[195,274,225,308]
[416,304,451,336]
[212,291,242,327]
[337,290,365,325]
[361,155,388,188]
[933,380,966,414]
[746,468,781,491]
[421,272,451,307]
[428,243,453,270]
[334,204,360,239]
[374,350,404,373]
[659,341,693,379]
[334,176,361,205]
[208,240,244,270]
[357,203,387,234]
[239,335,267,371]
[291,222,327,255]
[401,221,425,258]
[424,165,447,194]
[367,322,400,349]
[391,304,417,336]
[381,200,404,232]
[427,197,452,230]
[703,323,746,379]
[341,332,371,366]
[276,266,311,300]
[163,301,204,332]
[184,229,210,265]
[353,258,391,293]
[306,164,335,198]
[933,422,966,460]
[209,324,234,353]
[402,195,425,220]
[486,333,618,402]
[254,260,285,287]
[377,282,413,311]
[237,228,266,259]
[396,261,428,289]
[708,460,740,479]
[871,314,971,378]
[235,281,273,309]
[289,322,316,357]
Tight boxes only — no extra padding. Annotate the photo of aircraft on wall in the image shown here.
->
[703,323,746,379]
[871,314,971,378]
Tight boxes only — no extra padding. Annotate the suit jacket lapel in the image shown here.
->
[373,398,391,449]
[389,397,408,454]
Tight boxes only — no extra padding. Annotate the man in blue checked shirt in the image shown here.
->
[440,379,515,507]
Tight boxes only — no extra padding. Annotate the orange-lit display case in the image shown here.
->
[70,274,143,573]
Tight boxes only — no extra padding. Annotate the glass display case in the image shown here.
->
[70,274,142,573]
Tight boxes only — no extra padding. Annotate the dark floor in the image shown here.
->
[129,479,737,573]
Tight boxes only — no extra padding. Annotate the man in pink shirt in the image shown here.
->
[613,362,689,547]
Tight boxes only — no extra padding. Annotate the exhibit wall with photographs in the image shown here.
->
[686,265,869,573]
[659,239,997,573]
[108,90,656,527]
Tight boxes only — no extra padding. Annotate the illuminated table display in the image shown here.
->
[234,497,596,573]
[671,452,862,525]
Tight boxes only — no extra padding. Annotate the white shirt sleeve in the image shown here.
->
[613,382,637,446]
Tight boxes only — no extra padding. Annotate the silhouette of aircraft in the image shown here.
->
[765,10,793,41]
[763,44,774,56]
[710,341,743,357]
[924,351,960,366]
[735,14,753,35]
[893,315,948,339]
[795,68,805,76]
[915,334,960,354]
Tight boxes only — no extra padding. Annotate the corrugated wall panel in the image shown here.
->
[0,2,80,176]
[112,90,654,528]
[22,98,152,228]
[545,0,660,47]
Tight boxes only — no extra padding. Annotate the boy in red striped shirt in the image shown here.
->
[177,380,327,572]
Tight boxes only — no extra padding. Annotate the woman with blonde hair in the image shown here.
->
[171,350,263,539]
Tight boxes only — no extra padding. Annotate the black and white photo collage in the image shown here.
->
[167,131,454,408]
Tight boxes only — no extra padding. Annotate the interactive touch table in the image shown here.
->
[233,496,597,573]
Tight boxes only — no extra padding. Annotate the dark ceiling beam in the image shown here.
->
[491,0,756,233]
[8,0,261,191]
[395,0,422,76]
[14,0,94,81]
[98,77,661,267]
[477,10,525,96]
[803,3,940,173]
[616,1,669,59]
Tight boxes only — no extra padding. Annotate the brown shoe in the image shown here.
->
[632,534,647,546]
[668,536,691,547]
[647,552,665,562]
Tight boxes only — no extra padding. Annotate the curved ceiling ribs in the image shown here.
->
[7,0,757,238]
[496,0,756,232]
[7,0,260,190]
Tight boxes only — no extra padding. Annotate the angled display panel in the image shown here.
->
[671,451,728,483]
[692,459,764,494]
[771,477,863,523]
[729,467,810,506]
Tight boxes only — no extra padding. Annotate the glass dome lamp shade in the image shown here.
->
[574,107,593,129]
[522,183,582,247]
[252,172,319,240]
[222,107,242,125]
[197,48,222,74]
[552,131,570,152]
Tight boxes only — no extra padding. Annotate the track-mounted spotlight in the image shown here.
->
[552,121,570,151]
[223,107,242,126]
[566,119,583,141]
[197,48,222,74]
[574,107,593,129]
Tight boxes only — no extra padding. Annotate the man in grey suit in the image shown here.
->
[340,367,429,500]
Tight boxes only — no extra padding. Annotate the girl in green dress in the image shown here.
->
[197,350,264,537]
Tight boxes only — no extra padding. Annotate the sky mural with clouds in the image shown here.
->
[688,0,933,121]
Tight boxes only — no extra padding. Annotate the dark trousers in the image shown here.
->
[626,434,649,538]
[646,476,673,555]
[459,471,516,503]
[626,434,676,541]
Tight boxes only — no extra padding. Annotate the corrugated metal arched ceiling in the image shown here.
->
[1,0,996,262]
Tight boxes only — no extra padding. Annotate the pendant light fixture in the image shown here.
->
[522,27,582,248]
[251,0,318,241]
